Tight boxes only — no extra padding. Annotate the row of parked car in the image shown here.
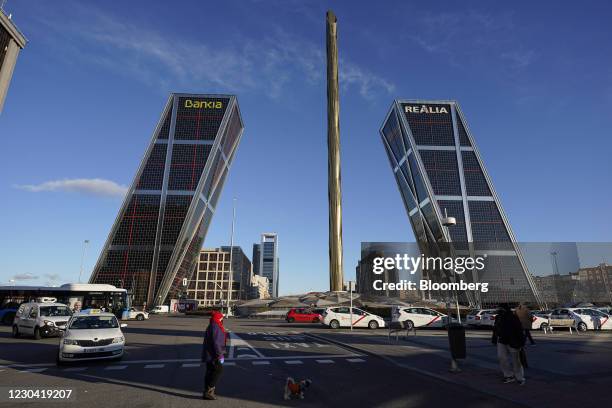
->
[285,305,612,332]
[467,307,611,331]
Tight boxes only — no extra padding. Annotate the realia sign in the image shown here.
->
[404,105,448,114]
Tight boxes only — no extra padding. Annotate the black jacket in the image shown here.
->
[492,310,525,349]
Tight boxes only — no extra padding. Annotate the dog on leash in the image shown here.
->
[283,377,312,400]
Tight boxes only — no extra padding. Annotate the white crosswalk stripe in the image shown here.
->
[284,360,303,365]
[144,364,165,369]
[182,363,201,368]
[315,359,334,364]
[252,361,270,365]
[105,365,127,370]
[347,358,366,363]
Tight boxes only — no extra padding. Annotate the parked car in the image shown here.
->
[480,311,498,328]
[0,302,19,325]
[12,301,73,339]
[466,309,497,327]
[57,309,127,365]
[550,308,611,331]
[322,307,385,329]
[530,311,550,330]
[285,308,322,323]
[394,307,451,330]
[123,307,149,321]
[150,305,169,314]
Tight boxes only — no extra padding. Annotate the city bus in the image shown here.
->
[0,283,130,323]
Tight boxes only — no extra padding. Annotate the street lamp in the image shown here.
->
[226,198,237,317]
[78,239,90,283]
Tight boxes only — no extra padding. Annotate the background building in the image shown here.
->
[252,243,261,276]
[248,274,270,300]
[356,242,421,301]
[256,233,279,297]
[90,94,244,307]
[186,248,240,308]
[380,100,543,308]
[221,246,251,300]
[0,8,26,114]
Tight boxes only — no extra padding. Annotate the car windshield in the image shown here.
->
[69,316,118,329]
[40,306,72,317]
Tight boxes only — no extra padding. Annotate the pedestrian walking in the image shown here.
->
[516,303,535,345]
[492,304,526,385]
[202,310,227,400]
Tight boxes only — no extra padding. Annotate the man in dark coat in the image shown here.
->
[202,310,227,400]
[492,304,526,385]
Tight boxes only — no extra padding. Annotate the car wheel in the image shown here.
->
[288,317,295,323]
[12,325,19,338]
[540,322,548,330]
[136,314,144,321]
[368,320,379,330]
[577,322,588,332]
[404,320,415,330]
[34,327,41,340]
[330,319,340,329]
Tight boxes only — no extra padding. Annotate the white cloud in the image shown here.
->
[36,5,394,100]
[15,178,127,197]
[409,10,536,72]
[11,273,39,281]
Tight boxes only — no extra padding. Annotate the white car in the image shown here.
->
[12,302,73,339]
[57,309,127,365]
[466,309,497,327]
[480,311,498,328]
[395,307,450,329]
[150,305,169,314]
[123,308,149,321]
[550,308,611,332]
[530,311,551,330]
[322,307,385,329]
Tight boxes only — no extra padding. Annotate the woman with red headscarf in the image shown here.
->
[202,310,227,400]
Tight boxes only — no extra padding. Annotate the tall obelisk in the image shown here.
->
[326,10,344,292]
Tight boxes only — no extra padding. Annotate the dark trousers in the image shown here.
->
[524,329,534,344]
[205,361,223,390]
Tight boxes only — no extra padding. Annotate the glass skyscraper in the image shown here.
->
[380,100,543,307]
[90,94,244,307]
[0,8,26,114]
[257,233,279,298]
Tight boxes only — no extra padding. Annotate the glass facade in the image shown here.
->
[380,100,543,307]
[256,234,279,297]
[90,94,244,306]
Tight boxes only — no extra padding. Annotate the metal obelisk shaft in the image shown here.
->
[326,10,344,292]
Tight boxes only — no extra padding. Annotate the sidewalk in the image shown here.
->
[308,329,612,408]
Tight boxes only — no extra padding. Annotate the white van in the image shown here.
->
[150,305,169,314]
[12,302,73,339]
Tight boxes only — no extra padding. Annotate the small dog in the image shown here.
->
[283,377,312,400]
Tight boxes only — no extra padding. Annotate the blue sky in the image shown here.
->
[1,1,611,294]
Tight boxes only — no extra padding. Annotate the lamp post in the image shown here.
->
[78,239,90,283]
[226,198,237,317]
[441,209,464,373]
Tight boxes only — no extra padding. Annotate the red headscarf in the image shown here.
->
[210,310,226,334]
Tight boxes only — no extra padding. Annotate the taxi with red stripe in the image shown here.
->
[551,308,612,332]
[394,307,450,330]
[322,307,385,329]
